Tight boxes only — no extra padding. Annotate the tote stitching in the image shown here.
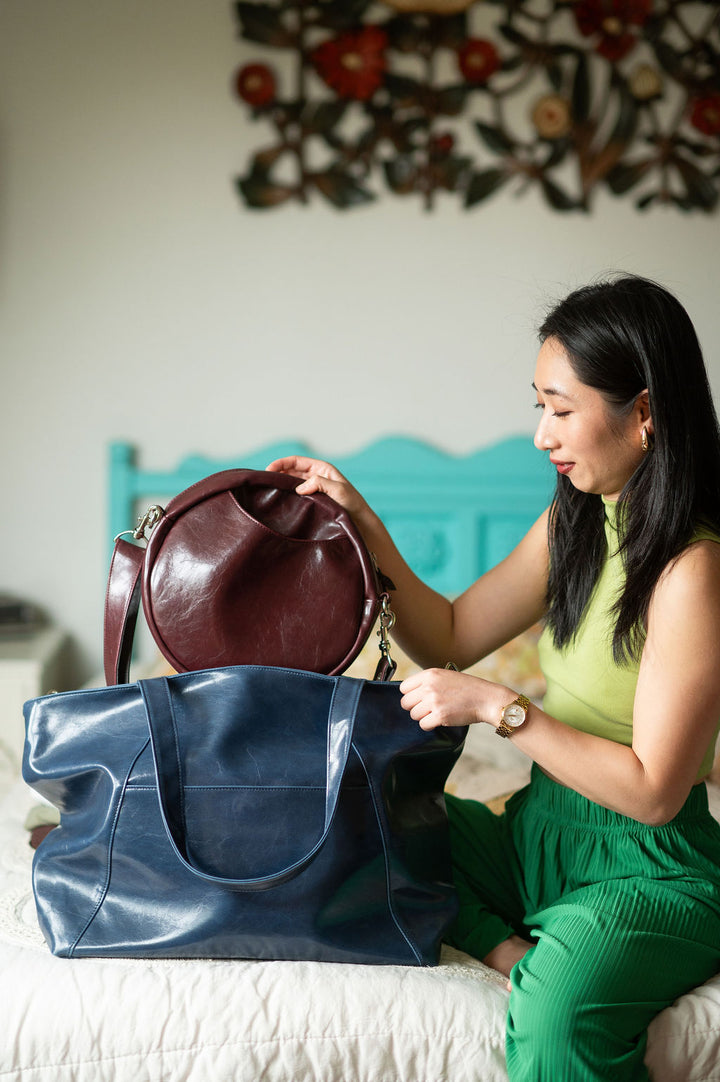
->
[352,741,423,966]
[69,738,151,956]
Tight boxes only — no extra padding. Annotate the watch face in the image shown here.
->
[503,703,526,728]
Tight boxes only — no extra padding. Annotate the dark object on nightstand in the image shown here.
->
[0,594,44,637]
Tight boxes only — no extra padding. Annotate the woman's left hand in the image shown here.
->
[399,669,511,731]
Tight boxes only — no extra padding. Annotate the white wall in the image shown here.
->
[1,0,718,681]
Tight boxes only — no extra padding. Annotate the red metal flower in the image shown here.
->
[457,39,500,84]
[235,64,276,107]
[311,27,388,101]
[429,132,456,157]
[690,93,720,137]
[573,0,652,62]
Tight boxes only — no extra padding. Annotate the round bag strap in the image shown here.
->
[104,538,144,686]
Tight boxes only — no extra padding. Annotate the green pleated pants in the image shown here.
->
[445,766,720,1082]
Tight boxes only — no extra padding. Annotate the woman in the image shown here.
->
[268,274,720,1082]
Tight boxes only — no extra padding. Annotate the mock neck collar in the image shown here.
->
[602,494,619,532]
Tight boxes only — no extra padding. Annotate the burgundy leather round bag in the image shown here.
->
[104,469,392,685]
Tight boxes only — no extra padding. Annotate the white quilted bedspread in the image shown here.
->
[2,771,720,1082]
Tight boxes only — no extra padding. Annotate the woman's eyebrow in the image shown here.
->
[531,381,577,401]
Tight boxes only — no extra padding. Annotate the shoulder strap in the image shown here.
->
[103,539,144,686]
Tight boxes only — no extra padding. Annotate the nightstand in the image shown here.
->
[0,627,69,772]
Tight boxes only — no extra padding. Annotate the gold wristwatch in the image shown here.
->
[496,694,531,738]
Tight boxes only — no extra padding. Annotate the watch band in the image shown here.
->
[496,718,516,739]
[496,693,531,739]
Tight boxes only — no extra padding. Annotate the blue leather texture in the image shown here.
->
[23,667,465,965]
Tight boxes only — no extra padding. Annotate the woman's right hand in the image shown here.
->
[265,456,370,525]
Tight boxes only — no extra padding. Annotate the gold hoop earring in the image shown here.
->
[641,426,652,453]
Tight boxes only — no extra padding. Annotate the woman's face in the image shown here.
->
[533,336,648,501]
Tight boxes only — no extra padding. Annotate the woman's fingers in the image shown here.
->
[265,456,365,518]
[296,473,348,502]
[266,456,344,483]
[400,670,447,729]
[400,669,488,730]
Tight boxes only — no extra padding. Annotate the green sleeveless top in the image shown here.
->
[538,498,720,780]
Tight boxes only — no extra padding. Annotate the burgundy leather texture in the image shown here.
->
[103,539,144,686]
[104,470,384,684]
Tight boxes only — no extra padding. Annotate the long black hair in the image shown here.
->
[540,274,720,664]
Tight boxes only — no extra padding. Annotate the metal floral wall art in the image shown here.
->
[232,0,720,212]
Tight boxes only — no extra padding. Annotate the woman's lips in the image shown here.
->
[551,459,574,475]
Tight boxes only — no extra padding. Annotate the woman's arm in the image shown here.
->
[402,539,720,825]
[266,455,550,669]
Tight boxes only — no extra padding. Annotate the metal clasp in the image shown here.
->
[132,504,164,541]
[114,504,164,544]
[377,593,397,668]
[133,504,164,541]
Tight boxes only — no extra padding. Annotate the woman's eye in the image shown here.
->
[534,403,570,418]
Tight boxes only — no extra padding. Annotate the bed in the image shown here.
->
[2,436,720,1082]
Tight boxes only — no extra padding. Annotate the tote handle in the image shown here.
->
[138,675,363,892]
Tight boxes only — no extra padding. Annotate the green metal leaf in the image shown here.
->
[302,100,348,134]
[310,168,375,208]
[572,52,590,125]
[674,155,718,210]
[606,158,653,195]
[253,145,286,171]
[432,154,473,192]
[435,85,469,116]
[384,73,424,105]
[475,121,514,154]
[314,0,371,31]
[540,176,578,211]
[497,23,531,48]
[465,168,507,207]
[384,15,429,53]
[544,138,571,169]
[608,78,638,145]
[636,191,658,210]
[652,40,686,80]
[436,14,469,50]
[236,173,295,209]
[547,61,564,92]
[235,3,296,48]
[383,155,417,195]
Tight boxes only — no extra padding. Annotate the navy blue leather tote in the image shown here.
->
[23,666,464,964]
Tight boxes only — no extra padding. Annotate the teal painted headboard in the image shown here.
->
[108,437,554,596]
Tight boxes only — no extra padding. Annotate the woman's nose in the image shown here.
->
[534,413,557,451]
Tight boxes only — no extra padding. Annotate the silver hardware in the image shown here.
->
[377,593,397,668]
[132,505,164,541]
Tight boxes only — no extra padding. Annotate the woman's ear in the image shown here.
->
[636,389,652,433]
